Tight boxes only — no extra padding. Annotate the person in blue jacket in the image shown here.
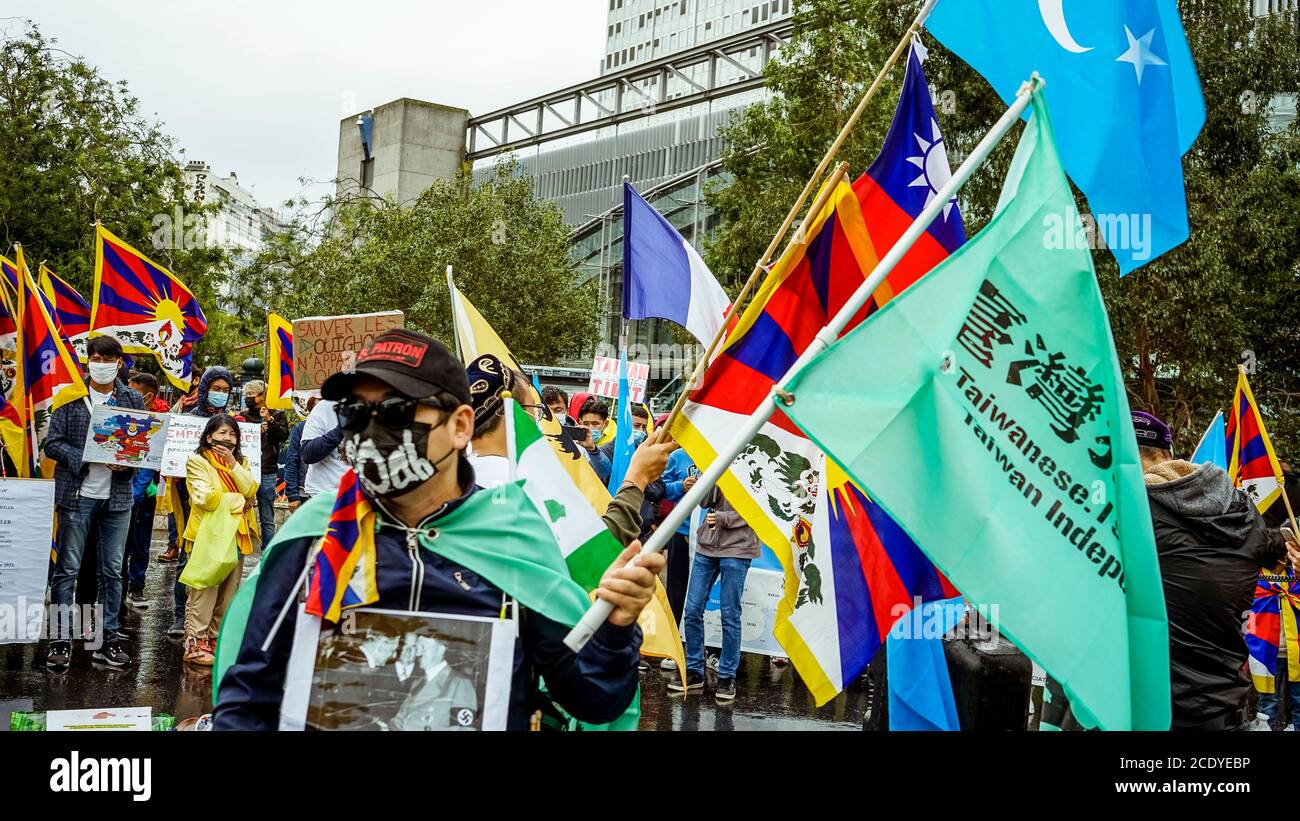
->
[214,330,663,731]
[281,397,318,512]
[661,447,699,623]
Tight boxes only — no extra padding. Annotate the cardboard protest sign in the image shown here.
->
[587,355,649,404]
[159,416,262,481]
[80,406,171,471]
[292,312,404,391]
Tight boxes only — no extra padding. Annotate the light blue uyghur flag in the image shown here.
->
[1191,410,1228,470]
[607,348,637,493]
[887,597,967,731]
[926,0,1205,275]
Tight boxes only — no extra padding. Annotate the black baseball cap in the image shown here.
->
[320,329,472,406]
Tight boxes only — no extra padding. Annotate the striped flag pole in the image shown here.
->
[565,76,1041,652]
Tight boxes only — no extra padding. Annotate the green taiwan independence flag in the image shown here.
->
[782,90,1170,730]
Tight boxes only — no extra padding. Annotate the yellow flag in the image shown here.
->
[447,270,686,673]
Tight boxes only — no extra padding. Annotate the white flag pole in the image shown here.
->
[564,76,1043,653]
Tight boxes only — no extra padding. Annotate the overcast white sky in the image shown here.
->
[6,0,608,208]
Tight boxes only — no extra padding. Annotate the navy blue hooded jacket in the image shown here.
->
[192,366,236,418]
[212,458,643,731]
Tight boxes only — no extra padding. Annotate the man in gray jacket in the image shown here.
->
[670,486,759,702]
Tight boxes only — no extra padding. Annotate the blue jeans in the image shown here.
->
[1259,665,1299,730]
[123,500,152,595]
[50,497,131,640]
[256,476,276,549]
[683,554,751,679]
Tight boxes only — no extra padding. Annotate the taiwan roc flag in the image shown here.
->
[782,89,1170,730]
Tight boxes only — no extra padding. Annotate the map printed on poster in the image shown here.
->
[80,406,171,471]
[292,311,404,391]
[587,356,649,404]
[686,508,788,657]
[159,416,262,481]
[0,480,56,645]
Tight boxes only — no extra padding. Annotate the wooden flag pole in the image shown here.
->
[567,77,1042,653]
[652,160,848,442]
[1237,365,1300,566]
[653,0,940,443]
[1278,488,1300,567]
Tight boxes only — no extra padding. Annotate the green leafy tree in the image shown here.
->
[238,159,599,364]
[0,21,235,377]
[708,0,1300,455]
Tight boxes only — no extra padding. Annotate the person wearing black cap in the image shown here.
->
[1134,410,1300,730]
[213,329,663,730]
[465,353,674,547]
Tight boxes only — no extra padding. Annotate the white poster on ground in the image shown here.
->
[0,479,56,645]
[159,416,262,481]
[46,707,152,731]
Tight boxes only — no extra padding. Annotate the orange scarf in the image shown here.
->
[206,451,254,555]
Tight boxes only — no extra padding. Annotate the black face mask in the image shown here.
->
[344,417,455,499]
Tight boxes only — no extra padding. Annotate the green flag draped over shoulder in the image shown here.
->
[506,396,625,591]
[783,90,1170,730]
[214,481,639,731]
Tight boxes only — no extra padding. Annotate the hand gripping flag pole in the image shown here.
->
[566,75,1043,653]
[652,0,942,442]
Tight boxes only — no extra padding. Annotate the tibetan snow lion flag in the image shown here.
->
[304,470,379,623]
[0,273,24,474]
[14,246,87,475]
[91,225,208,391]
[1246,571,1299,695]
[783,90,1170,730]
[667,44,963,705]
[38,264,92,363]
[1226,368,1286,514]
[267,312,294,410]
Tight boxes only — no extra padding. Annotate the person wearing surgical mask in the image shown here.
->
[179,414,258,666]
[167,365,243,639]
[214,329,664,731]
[41,334,145,671]
[190,367,238,419]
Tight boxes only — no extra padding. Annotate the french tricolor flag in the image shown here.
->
[621,183,730,347]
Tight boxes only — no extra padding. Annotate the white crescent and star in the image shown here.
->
[1115,25,1168,85]
[1037,0,1169,86]
[1038,0,1093,53]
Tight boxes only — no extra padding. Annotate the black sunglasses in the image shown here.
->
[336,396,448,432]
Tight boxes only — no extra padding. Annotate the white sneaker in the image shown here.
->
[659,658,677,671]
[1248,716,1273,731]
[705,654,720,672]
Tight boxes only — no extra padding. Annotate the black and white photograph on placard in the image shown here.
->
[279,607,516,731]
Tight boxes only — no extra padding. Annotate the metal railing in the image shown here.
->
[466,18,793,160]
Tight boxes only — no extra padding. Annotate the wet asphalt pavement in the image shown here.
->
[1,522,869,731]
